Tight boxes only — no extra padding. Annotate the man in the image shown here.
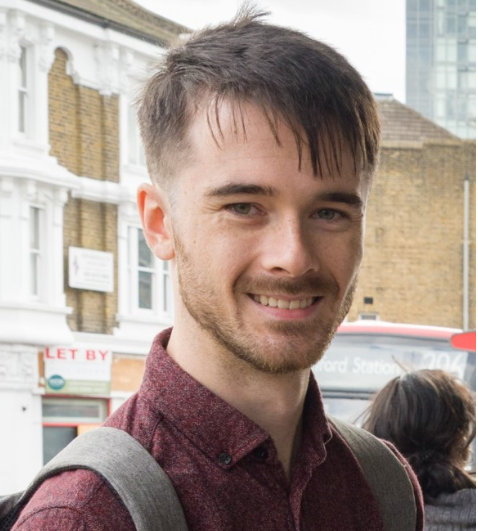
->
[12,8,423,531]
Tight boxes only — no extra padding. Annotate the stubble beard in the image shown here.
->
[174,234,357,375]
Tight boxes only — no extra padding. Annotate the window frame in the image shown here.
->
[17,45,30,135]
[127,226,173,317]
[29,205,44,300]
[126,102,146,168]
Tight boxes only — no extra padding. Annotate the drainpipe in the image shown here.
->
[463,174,470,331]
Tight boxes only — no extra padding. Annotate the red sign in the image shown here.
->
[450,331,476,352]
[45,347,110,362]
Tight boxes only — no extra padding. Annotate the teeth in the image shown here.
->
[252,295,314,310]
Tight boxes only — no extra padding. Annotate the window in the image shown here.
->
[468,68,476,88]
[17,46,28,134]
[42,398,107,424]
[437,40,447,61]
[127,227,173,315]
[458,69,468,88]
[419,21,431,39]
[436,65,458,89]
[457,97,468,119]
[437,38,461,63]
[468,40,476,62]
[137,229,154,310]
[42,398,107,464]
[436,95,447,117]
[469,13,476,39]
[127,104,146,167]
[29,206,42,298]
[418,44,432,63]
[458,15,468,35]
[161,260,173,315]
[447,93,457,118]
[407,20,418,39]
[446,14,457,34]
[458,41,468,61]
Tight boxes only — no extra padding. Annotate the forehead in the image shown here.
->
[184,99,363,182]
[171,101,372,211]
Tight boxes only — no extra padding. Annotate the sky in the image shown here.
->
[135,0,407,102]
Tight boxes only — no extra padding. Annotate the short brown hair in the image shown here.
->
[138,7,380,187]
[362,370,476,502]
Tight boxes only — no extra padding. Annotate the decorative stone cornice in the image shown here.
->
[7,10,25,63]
[71,175,132,205]
[95,41,120,96]
[0,349,37,387]
[38,23,55,72]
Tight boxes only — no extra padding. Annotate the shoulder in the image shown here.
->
[12,469,134,531]
[103,393,165,452]
[329,419,425,531]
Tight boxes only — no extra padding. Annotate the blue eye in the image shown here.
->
[227,203,253,215]
[317,209,338,220]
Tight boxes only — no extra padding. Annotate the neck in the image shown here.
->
[167,322,310,480]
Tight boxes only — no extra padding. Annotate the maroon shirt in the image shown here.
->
[13,328,424,531]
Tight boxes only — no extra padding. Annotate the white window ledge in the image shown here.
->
[71,176,133,205]
[113,313,172,347]
[0,304,73,346]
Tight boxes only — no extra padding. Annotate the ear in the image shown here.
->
[137,183,175,260]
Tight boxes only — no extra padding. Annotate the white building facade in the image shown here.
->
[0,0,186,492]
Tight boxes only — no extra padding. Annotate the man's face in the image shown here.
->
[167,102,371,374]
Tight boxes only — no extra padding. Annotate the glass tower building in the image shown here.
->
[406,0,476,139]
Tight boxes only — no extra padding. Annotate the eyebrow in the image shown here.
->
[204,183,364,209]
[316,191,364,209]
[204,183,278,198]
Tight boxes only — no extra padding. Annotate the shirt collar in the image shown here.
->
[140,328,332,469]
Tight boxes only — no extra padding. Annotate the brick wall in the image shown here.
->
[350,139,476,328]
[49,48,119,334]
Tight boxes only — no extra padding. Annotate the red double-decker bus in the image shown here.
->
[313,321,476,424]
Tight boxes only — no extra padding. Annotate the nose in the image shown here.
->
[261,216,318,278]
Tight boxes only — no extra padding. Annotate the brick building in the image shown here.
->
[0,0,474,493]
[350,94,475,330]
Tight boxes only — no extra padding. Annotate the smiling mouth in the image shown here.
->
[251,295,318,309]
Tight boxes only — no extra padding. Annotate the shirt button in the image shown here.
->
[219,452,232,465]
[254,447,269,460]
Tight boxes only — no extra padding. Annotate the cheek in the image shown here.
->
[325,235,364,282]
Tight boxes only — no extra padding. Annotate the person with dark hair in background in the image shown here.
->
[10,7,424,530]
[363,369,476,531]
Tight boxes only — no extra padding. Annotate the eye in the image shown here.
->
[225,203,258,216]
[316,208,342,221]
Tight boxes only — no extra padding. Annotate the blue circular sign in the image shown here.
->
[48,374,66,390]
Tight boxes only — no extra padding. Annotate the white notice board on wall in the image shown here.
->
[68,247,114,293]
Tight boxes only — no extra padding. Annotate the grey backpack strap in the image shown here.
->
[16,427,188,531]
[328,417,417,531]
